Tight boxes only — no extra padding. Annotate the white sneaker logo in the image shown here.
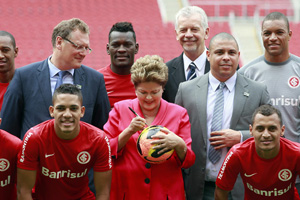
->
[244,173,257,177]
[45,154,55,158]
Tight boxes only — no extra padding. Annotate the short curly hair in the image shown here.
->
[130,55,168,88]
[108,22,136,42]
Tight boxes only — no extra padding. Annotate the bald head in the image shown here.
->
[209,32,239,51]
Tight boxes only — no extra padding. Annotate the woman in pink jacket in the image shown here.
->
[104,55,195,200]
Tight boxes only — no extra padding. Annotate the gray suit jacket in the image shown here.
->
[175,73,270,200]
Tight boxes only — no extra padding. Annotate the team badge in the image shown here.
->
[278,169,292,181]
[0,159,10,171]
[77,151,91,164]
[288,76,299,88]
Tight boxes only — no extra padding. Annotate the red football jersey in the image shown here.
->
[0,82,9,112]
[0,129,22,200]
[18,120,112,200]
[216,137,300,200]
[98,65,136,108]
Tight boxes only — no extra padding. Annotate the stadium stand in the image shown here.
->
[189,0,293,17]
[1,0,182,70]
[1,0,298,69]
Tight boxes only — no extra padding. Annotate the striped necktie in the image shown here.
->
[187,62,197,81]
[208,82,226,164]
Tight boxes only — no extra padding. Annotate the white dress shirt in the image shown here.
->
[48,56,74,95]
[205,72,237,181]
[183,49,207,80]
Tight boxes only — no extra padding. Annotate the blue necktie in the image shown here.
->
[54,71,68,91]
[208,82,226,164]
[187,62,197,81]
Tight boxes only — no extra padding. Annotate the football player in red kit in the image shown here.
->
[0,117,22,199]
[17,84,112,200]
[215,104,300,200]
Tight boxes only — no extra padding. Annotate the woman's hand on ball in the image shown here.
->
[151,129,181,155]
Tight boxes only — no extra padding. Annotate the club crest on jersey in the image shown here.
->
[278,169,292,181]
[288,76,299,88]
[0,159,9,172]
[77,151,91,164]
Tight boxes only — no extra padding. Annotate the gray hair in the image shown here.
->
[175,6,208,31]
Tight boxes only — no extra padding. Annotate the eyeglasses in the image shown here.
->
[63,38,92,54]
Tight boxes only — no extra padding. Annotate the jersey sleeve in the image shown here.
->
[17,128,40,170]
[215,146,242,191]
[93,132,112,172]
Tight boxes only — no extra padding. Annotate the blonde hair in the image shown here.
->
[52,18,89,47]
[131,55,168,87]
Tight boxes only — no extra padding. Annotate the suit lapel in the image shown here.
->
[37,59,53,107]
[195,74,209,146]
[170,53,186,84]
[231,74,249,128]
[74,66,85,89]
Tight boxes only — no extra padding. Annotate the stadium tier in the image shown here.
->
[1,0,298,69]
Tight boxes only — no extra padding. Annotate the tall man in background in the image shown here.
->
[238,12,300,194]
[175,32,270,200]
[163,6,210,103]
[99,22,139,108]
[0,31,18,112]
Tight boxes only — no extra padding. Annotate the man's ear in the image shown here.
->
[49,106,54,117]
[106,44,110,55]
[249,124,253,136]
[80,106,85,118]
[56,36,63,50]
[135,43,139,54]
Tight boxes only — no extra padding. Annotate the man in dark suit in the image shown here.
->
[163,6,210,103]
[0,18,110,194]
[0,18,110,139]
[175,33,270,200]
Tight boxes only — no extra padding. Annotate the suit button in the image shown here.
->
[145,163,151,169]
[145,178,150,184]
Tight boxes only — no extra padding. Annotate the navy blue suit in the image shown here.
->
[0,58,110,138]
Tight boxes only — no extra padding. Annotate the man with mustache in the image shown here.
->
[238,12,300,194]
[99,22,139,108]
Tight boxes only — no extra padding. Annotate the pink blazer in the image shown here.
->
[104,98,195,200]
